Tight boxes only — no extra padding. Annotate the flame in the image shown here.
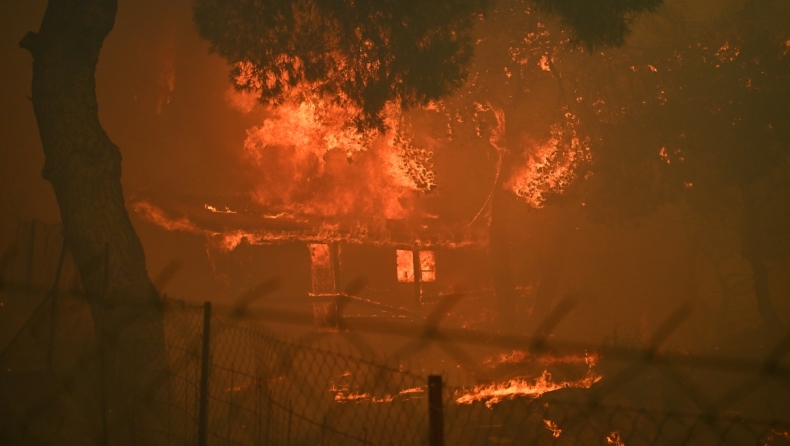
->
[483,350,599,368]
[134,198,485,251]
[396,249,415,282]
[242,94,436,220]
[607,431,625,446]
[133,200,210,236]
[455,369,601,408]
[539,55,552,72]
[544,419,561,438]
[204,204,237,214]
[507,112,590,208]
[331,386,424,403]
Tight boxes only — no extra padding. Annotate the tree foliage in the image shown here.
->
[533,0,663,49]
[194,0,488,130]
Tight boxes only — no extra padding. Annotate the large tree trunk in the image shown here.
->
[740,186,783,336]
[21,1,169,444]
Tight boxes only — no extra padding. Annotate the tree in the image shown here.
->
[20,0,490,442]
[194,0,489,131]
[20,0,667,441]
[563,0,790,338]
[20,1,169,444]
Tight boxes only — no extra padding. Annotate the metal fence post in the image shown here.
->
[198,301,212,446]
[428,375,444,446]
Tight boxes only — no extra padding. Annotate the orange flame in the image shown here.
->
[483,350,599,368]
[544,419,562,438]
[241,94,436,221]
[455,369,601,408]
[507,112,590,208]
[607,431,625,446]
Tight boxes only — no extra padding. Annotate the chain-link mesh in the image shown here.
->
[2,225,790,445]
[203,313,428,445]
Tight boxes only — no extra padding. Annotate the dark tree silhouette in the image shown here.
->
[18,0,666,440]
[194,0,489,130]
[20,1,168,444]
[533,0,663,49]
[569,0,790,336]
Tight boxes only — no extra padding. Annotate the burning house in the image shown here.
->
[134,191,501,330]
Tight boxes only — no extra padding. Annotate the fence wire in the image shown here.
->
[1,223,790,445]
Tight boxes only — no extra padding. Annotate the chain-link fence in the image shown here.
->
[2,222,790,445]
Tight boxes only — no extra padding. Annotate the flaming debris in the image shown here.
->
[544,419,562,438]
[330,384,425,404]
[483,350,599,368]
[607,431,625,446]
[455,369,602,408]
[204,204,237,214]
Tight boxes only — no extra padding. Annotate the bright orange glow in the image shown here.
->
[544,419,561,438]
[419,251,436,282]
[242,93,435,221]
[331,384,424,403]
[455,369,601,408]
[507,112,590,208]
[309,244,335,295]
[607,431,625,446]
[396,249,415,282]
[204,204,236,214]
[135,199,484,251]
[483,350,599,368]
[396,250,436,282]
[133,200,211,236]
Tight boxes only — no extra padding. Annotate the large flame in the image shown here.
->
[242,93,436,221]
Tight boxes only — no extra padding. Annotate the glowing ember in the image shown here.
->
[544,419,561,438]
[134,199,484,251]
[331,385,424,404]
[204,204,237,214]
[455,370,601,408]
[483,350,599,368]
[607,431,625,446]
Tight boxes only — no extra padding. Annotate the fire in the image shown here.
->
[396,250,436,283]
[455,369,602,408]
[607,431,625,446]
[204,204,236,214]
[507,111,590,208]
[134,198,485,251]
[544,419,561,438]
[241,92,436,221]
[330,385,425,404]
[483,350,599,368]
[133,200,212,236]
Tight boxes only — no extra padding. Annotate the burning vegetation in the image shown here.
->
[5,0,790,444]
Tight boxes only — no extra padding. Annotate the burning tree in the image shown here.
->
[19,0,665,442]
